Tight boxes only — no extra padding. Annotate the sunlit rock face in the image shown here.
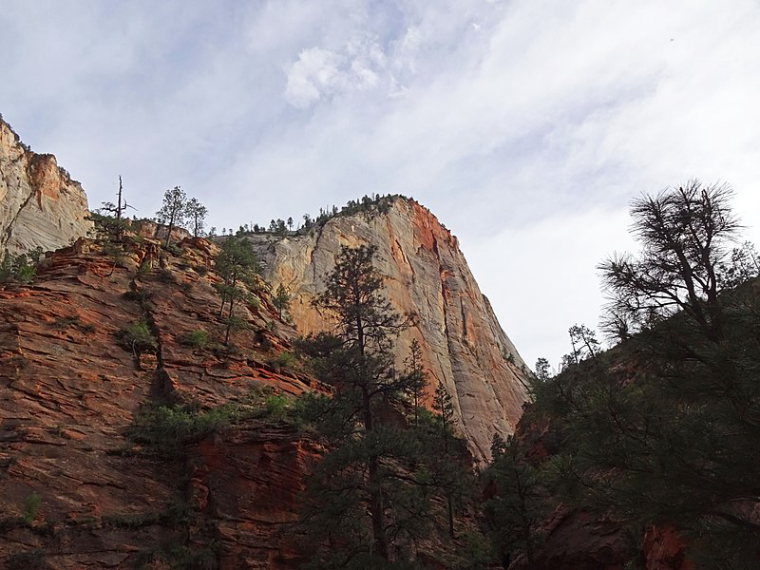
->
[248,197,530,462]
[0,116,92,254]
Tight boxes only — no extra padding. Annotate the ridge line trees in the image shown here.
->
[97,175,134,243]
[155,187,209,246]
[156,186,188,248]
[185,198,208,238]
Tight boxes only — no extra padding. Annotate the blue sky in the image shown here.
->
[3,0,760,368]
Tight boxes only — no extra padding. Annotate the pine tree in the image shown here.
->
[155,186,187,247]
[298,245,433,567]
[431,380,459,538]
[185,198,208,238]
[543,182,760,566]
[402,339,425,427]
[486,435,544,567]
[273,283,290,319]
[214,236,259,345]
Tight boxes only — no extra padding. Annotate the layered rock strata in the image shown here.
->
[0,117,92,254]
[248,198,529,462]
[0,237,324,569]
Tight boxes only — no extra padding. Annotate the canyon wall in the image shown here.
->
[0,237,323,569]
[248,198,530,462]
[0,117,92,254]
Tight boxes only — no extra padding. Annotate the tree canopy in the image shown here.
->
[297,245,479,568]
[489,181,760,568]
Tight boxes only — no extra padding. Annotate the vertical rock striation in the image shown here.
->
[0,116,92,254]
[249,198,529,462]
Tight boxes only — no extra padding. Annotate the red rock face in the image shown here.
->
[0,237,325,569]
[643,526,691,570]
[189,427,323,569]
[507,509,630,570]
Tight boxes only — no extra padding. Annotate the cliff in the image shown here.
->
[248,198,530,462]
[0,117,92,254]
[0,236,326,569]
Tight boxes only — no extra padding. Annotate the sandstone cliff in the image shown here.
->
[0,116,92,254]
[248,198,530,462]
[0,236,328,569]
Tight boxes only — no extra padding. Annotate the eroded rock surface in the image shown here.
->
[0,237,324,569]
[249,198,529,462]
[0,116,92,254]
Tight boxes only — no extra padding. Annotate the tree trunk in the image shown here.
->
[369,455,389,560]
[447,493,455,538]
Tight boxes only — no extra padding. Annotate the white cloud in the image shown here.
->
[2,0,760,364]
[284,36,387,108]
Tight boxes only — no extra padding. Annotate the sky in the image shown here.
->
[2,0,760,369]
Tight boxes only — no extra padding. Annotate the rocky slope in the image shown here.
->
[248,198,530,462]
[0,116,92,255]
[0,236,326,569]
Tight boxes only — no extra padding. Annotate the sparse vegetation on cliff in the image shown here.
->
[233,193,407,238]
[0,248,41,284]
[214,235,261,345]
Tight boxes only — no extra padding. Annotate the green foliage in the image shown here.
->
[89,209,127,241]
[51,315,96,334]
[0,249,39,283]
[123,289,152,304]
[129,404,239,452]
[129,389,312,455]
[240,195,407,237]
[179,328,210,349]
[269,350,297,371]
[116,321,157,354]
[93,176,131,243]
[453,532,496,570]
[502,182,760,568]
[433,381,455,437]
[136,260,152,277]
[401,339,426,426]
[186,197,208,238]
[485,436,546,566]
[214,235,260,345]
[102,240,128,267]
[156,185,187,247]
[264,394,289,419]
[165,243,182,256]
[297,245,471,566]
[22,492,42,524]
[273,283,290,318]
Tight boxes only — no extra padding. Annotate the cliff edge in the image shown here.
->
[0,116,92,254]
[249,197,530,462]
